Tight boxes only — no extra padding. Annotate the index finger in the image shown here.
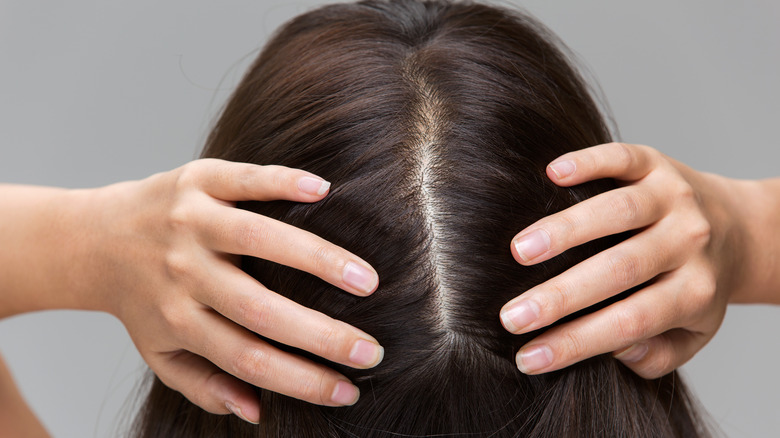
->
[197,203,378,296]
[546,142,659,186]
[184,159,332,203]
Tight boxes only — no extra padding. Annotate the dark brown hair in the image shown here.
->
[134,1,709,436]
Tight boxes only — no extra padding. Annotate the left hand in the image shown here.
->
[499,142,750,378]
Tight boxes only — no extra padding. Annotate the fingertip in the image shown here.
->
[225,400,261,424]
[342,261,379,296]
[613,342,649,364]
[547,159,576,183]
[298,176,331,197]
[209,372,261,422]
[511,229,551,265]
[330,380,360,406]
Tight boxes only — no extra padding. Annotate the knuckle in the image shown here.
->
[310,243,338,274]
[164,250,191,280]
[641,348,674,379]
[232,347,270,384]
[613,304,651,342]
[555,213,580,246]
[610,191,643,227]
[160,303,190,335]
[688,217,712,249]
[560,329,588,361]
[296,369,330,405]
[546,279,573,317]
[267,165,290,194]
[239,295,275,333]
[175,161,206,191]
[674,180,696,201]
[607,253,642,289]
[233,163,265,195]
[310,324,343,360]
[168,202,195,232]
[611,142,636,170]
[238,219,271,254]
[685,272,717,314]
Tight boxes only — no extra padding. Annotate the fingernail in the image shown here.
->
[549,160,576,179]
[349,339,384,368]
[225,401,258,424]
[331,380,360,406]
[298,176,331,196]
[500,300,540,333]
[514,229,550,262]
[343,262,378,295]
[614,343,649,363]
[517,345,553,374]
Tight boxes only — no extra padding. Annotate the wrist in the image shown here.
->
[725,177,780,304]
[67,180,143,317]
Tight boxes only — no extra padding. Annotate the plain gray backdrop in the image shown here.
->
[1,1,778,436]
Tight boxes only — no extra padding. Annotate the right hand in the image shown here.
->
[81,159,383,423]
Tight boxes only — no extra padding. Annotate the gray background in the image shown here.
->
[1,1,778,436]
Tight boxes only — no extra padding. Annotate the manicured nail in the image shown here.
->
[349,339,384,368]
[225,401,258,424]
[343,262,378,295]
[501,300,540,333]
[514,229,550,262]
[331,380,360,406]
[614,343,649,363]
[517,345,553,374]
[549,160,576,179]
[298,176,331,196]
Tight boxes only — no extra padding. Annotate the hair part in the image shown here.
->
[133,1,710,437]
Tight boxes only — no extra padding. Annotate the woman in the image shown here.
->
[2,0,778,435]
[133,1,712,435]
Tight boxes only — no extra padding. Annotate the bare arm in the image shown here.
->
[730,177,780,304]
[0,354,50,438]
[500,143,780,378]
[0,159,384,424]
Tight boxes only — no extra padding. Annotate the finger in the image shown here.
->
[149,350,260,424]
[512,272,684,374]
[546,142,659,186]
[511,184,663,264]
[501,221,683,335]
[185,159,331,202]
[613,329,709,379]
[196,203,378,296]
[196,261,384,369]
[186,308,360,407]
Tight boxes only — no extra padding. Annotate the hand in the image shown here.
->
[83,159,383,423]
[499,142,751,378]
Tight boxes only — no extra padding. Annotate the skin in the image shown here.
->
[3,144,779,430]
[501,142,780,378]
[0,159,384,425]
[0,354,50,437]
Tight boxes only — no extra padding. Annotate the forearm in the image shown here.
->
[0,185,99,318]
[0,353,49,437]
[727,177,780,304]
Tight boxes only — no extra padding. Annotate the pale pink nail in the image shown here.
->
[500,300,540,333]
[549,160,576,179]
[343,262,378,295]
[614,343,649,363]
[349,339,384,368]
[331,381,360,406]
[514,229,550,262]
[517,345,553,374]
[225,401,258,424]
[298,176,330,196]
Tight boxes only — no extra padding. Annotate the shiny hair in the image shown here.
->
[133,1,708,436]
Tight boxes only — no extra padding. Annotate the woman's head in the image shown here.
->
[135,1,707,436]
